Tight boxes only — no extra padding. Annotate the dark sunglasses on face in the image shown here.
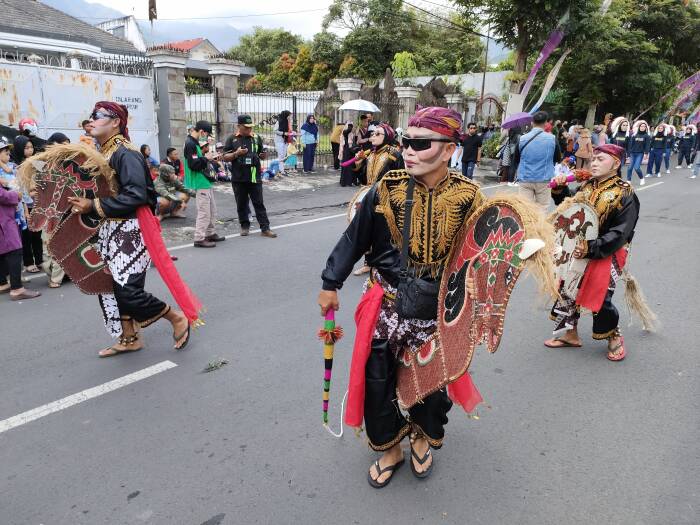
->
[401,136,455,151]
[89,110,116,121]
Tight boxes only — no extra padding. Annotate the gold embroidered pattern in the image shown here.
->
[100,134,138,163]
[365,145,400,185]
[575,176,633,224]
[377,170,484,276]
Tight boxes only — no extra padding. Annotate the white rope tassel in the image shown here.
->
[323,389,348,438]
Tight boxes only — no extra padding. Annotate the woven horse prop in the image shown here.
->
[18,144,116,294]
[397,195,559,411]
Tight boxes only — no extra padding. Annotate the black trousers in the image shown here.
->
[591,289,620,340]
[21,227,43,267]
[331,142,340,169]
[0,248,23,289]
[113,272,168,327]
[678,148,693,167]
[364,338,453,451]
[232,182,270,231]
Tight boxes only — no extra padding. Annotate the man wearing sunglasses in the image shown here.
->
[318,106,485,488]
[67,101,194,357]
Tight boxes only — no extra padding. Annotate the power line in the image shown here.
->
[74,8,328,22]
[402,0,489,39]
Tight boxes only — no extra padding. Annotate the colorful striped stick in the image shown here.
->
[318,310,343,425]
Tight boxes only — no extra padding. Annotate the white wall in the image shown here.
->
[0,61,159,156]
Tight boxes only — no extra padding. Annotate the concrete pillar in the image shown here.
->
[147,47,188,157]
[444,93,465,128]
[394,86,421,130]
[207,57,242,140]
[334,78,363,124]
[66,51,82,70]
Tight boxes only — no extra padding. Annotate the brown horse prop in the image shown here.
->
[18,144,116,295]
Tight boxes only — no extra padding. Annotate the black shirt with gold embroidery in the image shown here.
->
[552,175,640,259]
[322,170,484,290]
[354,145,403,185]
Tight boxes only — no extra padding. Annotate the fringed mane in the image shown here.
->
[17,143,117,195]
[489,193,560,301]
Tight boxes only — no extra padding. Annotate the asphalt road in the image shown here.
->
[1,168,698,525]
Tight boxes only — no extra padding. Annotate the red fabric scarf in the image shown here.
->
[136,206,203,323]
[345,284,384,427]
[576,248,627,313]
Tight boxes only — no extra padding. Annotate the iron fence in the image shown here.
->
[185,77,219,135]
[0,48,152,77]
[237,90,343,170]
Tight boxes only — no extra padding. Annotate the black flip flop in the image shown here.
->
[173,325,191,350]
[367,458,405,489]
[410,444,433,479]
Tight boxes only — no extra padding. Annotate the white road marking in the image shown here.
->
[0,361,177,434]
[169,212,348,252]
[636,181,664,191]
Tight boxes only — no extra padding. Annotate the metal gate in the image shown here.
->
[237,91,342,169]
[185,76,219,135]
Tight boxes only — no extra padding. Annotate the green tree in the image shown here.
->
[258,53,296,91]
[453,0,593,93]
[310,31,343,70]
[391,52,419,79]
[288,45,315,90]
[308,63,334,90]
[325,0,419,80]
[226,27,303,75]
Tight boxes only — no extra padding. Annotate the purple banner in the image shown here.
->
[520,29,565,99]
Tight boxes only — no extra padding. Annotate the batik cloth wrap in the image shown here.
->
[96,218,151,337]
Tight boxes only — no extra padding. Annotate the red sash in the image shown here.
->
[136,206,203,324]
[576,247,627,313]
[345,284,384,427]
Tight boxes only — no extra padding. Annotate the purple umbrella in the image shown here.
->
[502,112,533,130]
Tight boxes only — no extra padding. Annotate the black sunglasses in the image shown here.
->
[89,110,116,121]
[401,136,455,152]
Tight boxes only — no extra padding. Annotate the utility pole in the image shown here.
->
[477,25,491,124]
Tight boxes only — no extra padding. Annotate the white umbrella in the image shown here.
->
[338,99,381,113]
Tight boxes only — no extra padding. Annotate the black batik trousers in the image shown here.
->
[364,338,453,451]
[232,182,270,231]
[591,288,620,340]
[113,271,168,327]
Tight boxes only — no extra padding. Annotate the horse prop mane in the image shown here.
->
[18,143,117,294]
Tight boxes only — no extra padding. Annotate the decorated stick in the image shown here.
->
[318,310,343,425]
[340,149,368,168]
[549,169,592,188]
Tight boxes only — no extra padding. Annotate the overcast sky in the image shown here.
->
[85,0,334,38]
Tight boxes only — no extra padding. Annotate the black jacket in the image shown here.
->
[678,134,696,151]
[322,171,483,290]
[628,133,651,154]
[649,133,666,151]
[224,133,265,183]
[611,132,630,152]
[184,135,208,173]
[98,145,157,218]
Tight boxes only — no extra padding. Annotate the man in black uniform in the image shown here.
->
[223,115,277,238]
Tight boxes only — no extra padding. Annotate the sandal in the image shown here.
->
[48,281,61,289]
[25,265,40,274]
[607,337,626,362]
[367,458,405,489]
[544,338,582,348]
[173,324,191,350]
[409,438,433,479]
[98,334,142,358]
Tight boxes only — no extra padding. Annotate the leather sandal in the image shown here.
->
[607,336,626,362]
[173,324,191,350]
[99,334,142,358]
[367,458,405,489]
